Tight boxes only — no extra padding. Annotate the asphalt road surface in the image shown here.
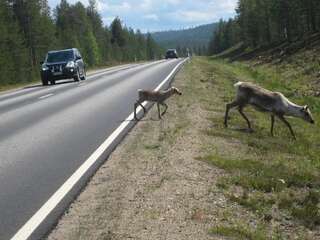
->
[0,59,186,240]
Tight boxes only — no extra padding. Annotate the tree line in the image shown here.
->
[0,0,162,86]
[208,0,320,54]
[175,45,207,57]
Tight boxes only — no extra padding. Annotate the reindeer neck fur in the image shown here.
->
[283,97,303,118]
[161,88,175,99]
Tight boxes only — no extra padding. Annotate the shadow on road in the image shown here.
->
[23,84,44,89]
[24,79,75,89]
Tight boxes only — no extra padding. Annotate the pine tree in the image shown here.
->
[208,0,320,55]
[146,33,157,60]
[0,0,163,87]
[10,0,56,78]
[0,1,29,84]
[111,17,126,47]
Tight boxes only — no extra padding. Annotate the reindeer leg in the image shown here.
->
[161,103,168,116]
[134,102,138,120]
[138,102,146,114]
[278,115,296,140]
[134,100,146,120]
[224,100,240,127]
[157,103,162,119]
[238,106,252,130]
[270,115,275,136]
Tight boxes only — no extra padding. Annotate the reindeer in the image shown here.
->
[224,82,315,139]
[134,87,182,120]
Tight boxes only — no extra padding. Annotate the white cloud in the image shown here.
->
[68,0,89,6]
[102,16,116,24]
[209,0,237,14]
[143,14,159,21]
[139,0,153,11]
[170,10,215,23]
[48,0,238,32]
[106,1,132,12]
[165,0,182,5]
[96,0,108,11]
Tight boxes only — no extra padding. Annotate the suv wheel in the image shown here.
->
[80,68,86,80]
[51,79,56,85]
[41,76,49,86]
[74,68,80,82]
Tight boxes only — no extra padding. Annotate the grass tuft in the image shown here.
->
[210,224,276,240]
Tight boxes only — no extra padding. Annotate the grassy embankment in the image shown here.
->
[190,52,320,239]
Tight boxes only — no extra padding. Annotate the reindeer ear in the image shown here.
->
[301,105,309,112]
[302,105,309,111]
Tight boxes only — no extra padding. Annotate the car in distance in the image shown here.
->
[165,49,178,59]
[40,48,86,85]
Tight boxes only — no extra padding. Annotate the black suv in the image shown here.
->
[165,49,178,59]
[40,48,86,85]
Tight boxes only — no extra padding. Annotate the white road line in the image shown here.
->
[38,94,54,100]
[11,58,188,240]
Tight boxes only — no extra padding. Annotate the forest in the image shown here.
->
[152,23,217,57]
[0,0,162,86]
[208,0,320,54]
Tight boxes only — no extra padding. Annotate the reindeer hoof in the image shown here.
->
[247,128,254,133]
[239,128,254,133]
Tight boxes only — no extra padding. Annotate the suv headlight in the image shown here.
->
[42,64,49,71]
[66,61,75,68]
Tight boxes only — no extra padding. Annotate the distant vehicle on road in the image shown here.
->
[40,48,86,85]
[165,49,178,59]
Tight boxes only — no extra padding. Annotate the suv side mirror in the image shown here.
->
[40,61,44,65]
[76,56,82,60]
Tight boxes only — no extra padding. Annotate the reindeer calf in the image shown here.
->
[224,82,314,139]
[134,87,182,120]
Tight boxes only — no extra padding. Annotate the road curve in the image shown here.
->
[0,59,186,240]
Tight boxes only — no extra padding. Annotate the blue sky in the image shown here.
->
[48,0,237,32]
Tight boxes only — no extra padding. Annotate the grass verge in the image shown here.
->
[193,55,320,238]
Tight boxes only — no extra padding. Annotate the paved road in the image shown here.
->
[0,59,186,240]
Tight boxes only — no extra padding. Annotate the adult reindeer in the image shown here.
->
[224,82,314,139]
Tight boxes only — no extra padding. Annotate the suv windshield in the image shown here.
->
[167,50,175,54]
[46,50,74,63]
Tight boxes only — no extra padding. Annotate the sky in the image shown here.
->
[48,0,237,32]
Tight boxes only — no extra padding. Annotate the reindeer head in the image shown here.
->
[171,87,182,95]
[300,105,315,124]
